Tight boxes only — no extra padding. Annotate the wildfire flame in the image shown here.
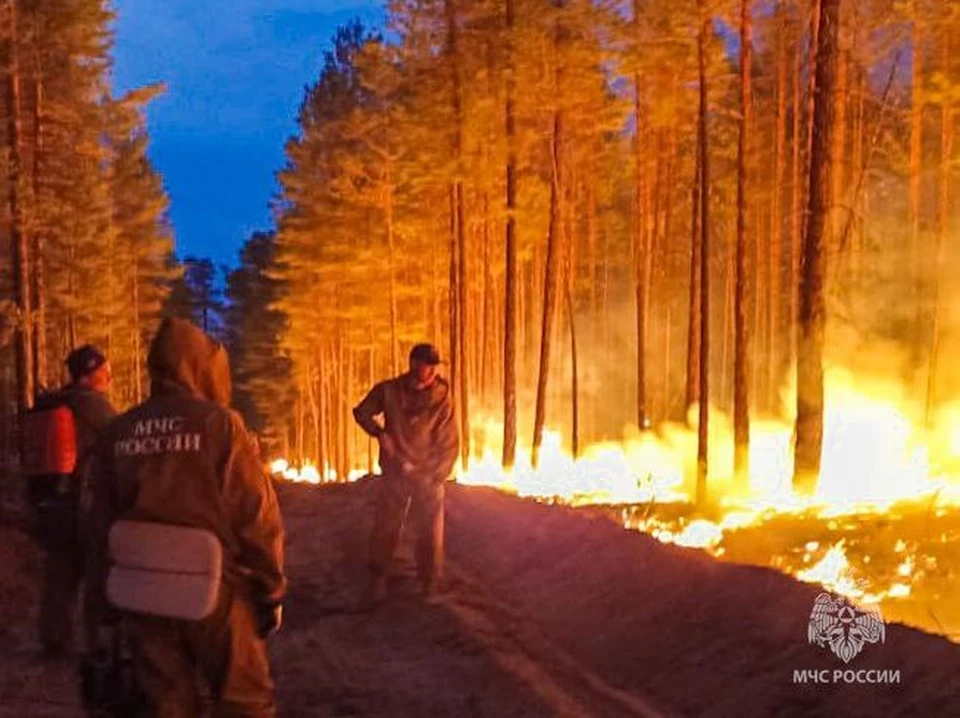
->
[269,368,958,630]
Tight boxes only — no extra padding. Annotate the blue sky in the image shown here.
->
[113,0,381,269]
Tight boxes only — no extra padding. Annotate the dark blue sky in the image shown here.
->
[113,0,381,269]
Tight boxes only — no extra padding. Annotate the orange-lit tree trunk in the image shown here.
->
[733,0,753,489]
[908,1,922,334]
[532,109,563,468]
[794,0,840,494]
[367,340,374,472]
[502,0,518,470]
[385,178,399,375]
[446,0,470,469]
[633,0,649,431]
[770,0,787,410]
[789,15,803,375]
[8,0,33,412]
[926,27,953,428]
[696,0,711,506]
[31,64,47,390]
[685,136,701,422]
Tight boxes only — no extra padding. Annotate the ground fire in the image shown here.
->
[273,363,960,643]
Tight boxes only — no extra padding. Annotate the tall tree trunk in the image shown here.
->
[790,17,803,377]
[794,0,840,494]
[532,109,563,469]
[696,0,711,507]
[908,1,922,337]
[132,258,142,404]
[685,137,702,422]
[734,0,753,490]
[850,57,865,267]
[31,68,46,390]
[926,29,952,429]
[296,383,305,465]
[446,0,470,469]
[502,0,518,470]
[8,0,32,412]
[318,346,328,476]
[565,279,579,459]
[386,179,399,375]
[448,185,458,406]
[770,0,787,411]
[480,193,492,407]
[367,340,375,473]
[633,0,649,431]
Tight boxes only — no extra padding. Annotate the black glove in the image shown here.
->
[255,602,283,638]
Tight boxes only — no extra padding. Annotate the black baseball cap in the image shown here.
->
[66,345,107,380]
[409,343,441,366]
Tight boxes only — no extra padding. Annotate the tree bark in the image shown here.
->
[794,0,840,494]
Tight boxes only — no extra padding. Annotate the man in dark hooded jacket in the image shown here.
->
[37,345,116,657]
[353,343,459,605]
[82,318,285,717]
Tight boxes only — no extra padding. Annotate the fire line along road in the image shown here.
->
[2,479,959,717]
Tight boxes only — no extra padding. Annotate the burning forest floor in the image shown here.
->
[1,479,959,717]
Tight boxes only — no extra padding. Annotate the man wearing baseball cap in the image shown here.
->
[353,342,459,605]
[36,345,116,656]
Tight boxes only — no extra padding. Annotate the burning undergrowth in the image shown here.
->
[271,364,960,642]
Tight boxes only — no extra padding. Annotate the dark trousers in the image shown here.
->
[370,474,445,588]
[128,586,276,717]
[39,546,83,654]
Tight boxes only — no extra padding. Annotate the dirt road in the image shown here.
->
[2,479,957,716]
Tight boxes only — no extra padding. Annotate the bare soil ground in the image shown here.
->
[1,479,958,717]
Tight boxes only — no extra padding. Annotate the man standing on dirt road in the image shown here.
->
[32,346,116,658]
[353,343,459,605]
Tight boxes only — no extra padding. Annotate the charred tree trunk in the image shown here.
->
[696,0,711,506]
[794,0,840,494]
[8,0,32,412]
[733,0,753,490]
[502,0,518,470]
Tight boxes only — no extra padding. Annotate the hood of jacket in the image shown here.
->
[147,317,231,407]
